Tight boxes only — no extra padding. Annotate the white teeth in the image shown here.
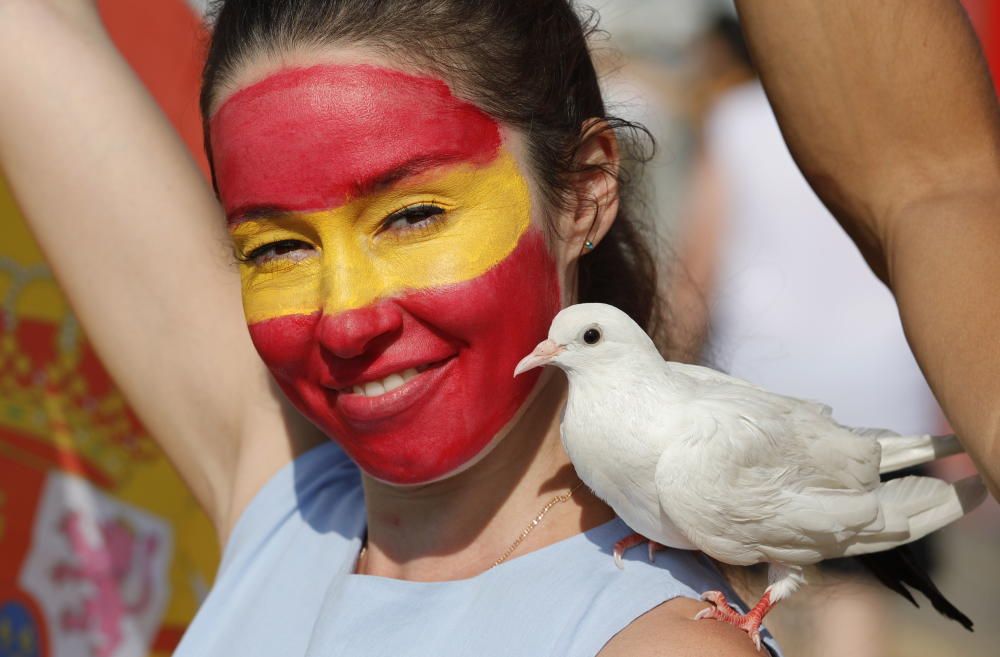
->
[347,368,425,397]
[383,373,405,392]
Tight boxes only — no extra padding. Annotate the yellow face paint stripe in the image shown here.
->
[231,149,532,324]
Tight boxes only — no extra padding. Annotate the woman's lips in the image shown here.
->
[331,356,456,424]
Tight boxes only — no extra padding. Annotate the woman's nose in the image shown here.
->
[315,301,404,359]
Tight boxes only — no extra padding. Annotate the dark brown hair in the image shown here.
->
[200,0,670,352]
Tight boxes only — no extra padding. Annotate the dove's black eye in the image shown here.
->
[583,328,602,345]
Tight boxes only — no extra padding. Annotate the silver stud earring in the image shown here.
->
[584,240,595,251]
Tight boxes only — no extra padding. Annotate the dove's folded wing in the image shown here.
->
[653,382,892,565]
[669,368,883,490]
[673,368,964,480]
[801,428,883,491]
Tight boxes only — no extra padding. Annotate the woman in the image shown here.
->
[0,0,773,655]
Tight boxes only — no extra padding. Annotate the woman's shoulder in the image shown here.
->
[598,597,765,657]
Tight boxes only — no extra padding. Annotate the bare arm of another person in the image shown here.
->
[734,0,1000,496]
[598,598,764,657]
[0,0,324,540]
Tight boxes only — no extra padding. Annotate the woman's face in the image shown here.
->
[210,58,564,485]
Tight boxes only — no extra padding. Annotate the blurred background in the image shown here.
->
[0,1,997,656]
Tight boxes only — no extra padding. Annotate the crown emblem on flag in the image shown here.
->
[1,258,157,488]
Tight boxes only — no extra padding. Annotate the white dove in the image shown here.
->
[514,303,987,650]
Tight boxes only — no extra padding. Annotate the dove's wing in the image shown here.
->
[665,361,965,474]
[652,375,890,565]
[666,360,882,490]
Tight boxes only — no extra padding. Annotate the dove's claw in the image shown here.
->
[695,590,772,652]
[612,532,662,569]
[693,606,715,621]
[699,590,739,615]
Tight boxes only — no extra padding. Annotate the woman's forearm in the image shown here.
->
[734,0,1000,495]
[887,193,1000,496]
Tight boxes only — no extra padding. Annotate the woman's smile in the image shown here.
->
[335,361,442,397]
[331,355,457,423]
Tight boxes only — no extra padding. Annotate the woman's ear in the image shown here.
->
[558,119,621,263]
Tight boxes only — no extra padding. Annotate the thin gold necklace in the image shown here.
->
[491,480,585,567]
[355,480,586,574]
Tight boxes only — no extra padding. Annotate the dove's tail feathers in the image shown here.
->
[874,433,965,474]
[856,544,974,631]
[846,475,987,556]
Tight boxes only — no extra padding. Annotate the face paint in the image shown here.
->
[211,65,502,216]
[211,65,562,484]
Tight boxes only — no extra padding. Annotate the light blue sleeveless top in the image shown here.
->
[175,442,781,656]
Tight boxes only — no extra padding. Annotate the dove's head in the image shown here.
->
[514,303,659,377]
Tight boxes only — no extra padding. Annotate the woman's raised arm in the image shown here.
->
[0,0,320,538]
[733,0,1000,496]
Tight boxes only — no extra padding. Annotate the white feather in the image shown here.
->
[871,432,964,474]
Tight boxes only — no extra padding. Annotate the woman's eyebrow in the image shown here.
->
[351,153,466,198]
[226,206,293,226]
[225,152,472,224]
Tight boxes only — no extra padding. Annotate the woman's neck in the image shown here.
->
[358,373,616,581]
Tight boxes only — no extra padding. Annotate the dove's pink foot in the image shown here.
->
[612,533,664,569]
[694,590,773,652]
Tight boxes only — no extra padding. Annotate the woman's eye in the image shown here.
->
[382,204,446,233]
[244,239,314,265]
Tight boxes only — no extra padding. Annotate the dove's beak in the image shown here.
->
[513,339,564,377]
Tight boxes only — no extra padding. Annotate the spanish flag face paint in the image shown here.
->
[210,65,562,484]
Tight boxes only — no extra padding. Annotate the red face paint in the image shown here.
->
[211,65,562,484]
[210,65,501,217]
